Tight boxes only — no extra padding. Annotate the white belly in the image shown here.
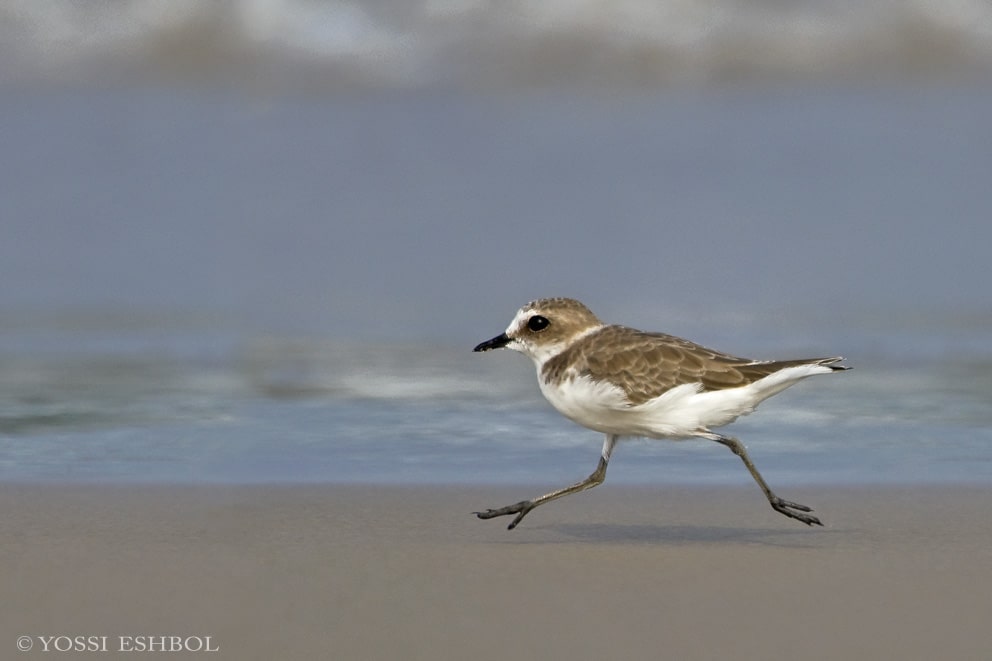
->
[538,364,831,439]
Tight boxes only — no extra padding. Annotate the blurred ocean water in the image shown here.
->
[1,309,989,485]
[1,1,990,485]
[3,0,992,89]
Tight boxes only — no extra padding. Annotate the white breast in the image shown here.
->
[538,371,634,435]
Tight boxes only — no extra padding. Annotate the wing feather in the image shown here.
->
[542,326,843,406]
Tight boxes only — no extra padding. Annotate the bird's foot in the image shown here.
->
[769,496,822,526]
[474,500,535,530]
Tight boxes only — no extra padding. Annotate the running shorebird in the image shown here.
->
[473,297,848,529]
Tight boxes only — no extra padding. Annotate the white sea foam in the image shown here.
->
[3,0,991,88]
[1,320,989,484]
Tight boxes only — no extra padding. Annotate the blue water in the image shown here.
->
[2,4,991,485]
[1,309,990,485]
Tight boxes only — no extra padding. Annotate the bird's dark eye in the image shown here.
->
[527,315,550,332]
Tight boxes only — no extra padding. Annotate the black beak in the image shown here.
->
[474,333,511,352]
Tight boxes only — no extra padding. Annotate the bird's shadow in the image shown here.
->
[504,522,840,548]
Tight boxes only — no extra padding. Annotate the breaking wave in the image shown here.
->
[3,0,992,89]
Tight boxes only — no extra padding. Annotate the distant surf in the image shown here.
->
[3,0,992,89]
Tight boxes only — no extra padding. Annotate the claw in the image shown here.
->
[770,497,822,526]
[474,500,535,529]
[474,509,503,520]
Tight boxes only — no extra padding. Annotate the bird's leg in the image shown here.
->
[476,435,618,530]
[709,433,823,526]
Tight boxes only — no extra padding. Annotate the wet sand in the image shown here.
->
[3,483,990,660]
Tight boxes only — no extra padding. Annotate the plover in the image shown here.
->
[473,297,848,529]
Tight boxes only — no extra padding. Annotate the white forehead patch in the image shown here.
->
[505,306,534,337]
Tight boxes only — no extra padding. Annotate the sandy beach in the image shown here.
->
[3,483,991,660]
